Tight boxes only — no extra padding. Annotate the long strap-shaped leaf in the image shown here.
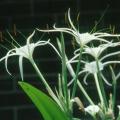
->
[19,82,69,120]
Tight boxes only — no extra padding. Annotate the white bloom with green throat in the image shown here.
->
[85,105,100,116]
[37,9,120,47]
[0,31,62,108]
[0,31,48,80]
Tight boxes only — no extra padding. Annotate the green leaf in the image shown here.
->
[19,81,69,120]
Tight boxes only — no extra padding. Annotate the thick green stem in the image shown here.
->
[96,58,108,110]
[77,81,94,105]
[61,34,69,109]
[71,48,83,99]
[94,73,104,106]
[30,58,61,107]
[112,79,117,111]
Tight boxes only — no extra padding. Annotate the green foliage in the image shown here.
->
[19,82,69,120]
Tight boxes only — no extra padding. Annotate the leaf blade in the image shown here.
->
[18,81,69,120]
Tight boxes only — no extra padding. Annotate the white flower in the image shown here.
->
[84,46,104,59]
[118,105,120,111]
[37,9,120,47]
[83,42,120,59]
[84,61,103,74]
[79,56,120,86]
[77,60,106,85]
[85,105,100,116]
[70,42,120,62]
[0,31,60,81]
[68,41,120,86]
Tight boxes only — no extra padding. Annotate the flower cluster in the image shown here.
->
[1,9,120,120]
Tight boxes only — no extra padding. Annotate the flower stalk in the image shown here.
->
[71,47,83,99]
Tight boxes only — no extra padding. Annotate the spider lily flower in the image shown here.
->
[68,41,120,86]
[84,61,103,74]
[0,31,60,81]
[37,9,120,47]
[78,60,107,85]
[83,42,120,59]
[67,42,120,65]
[85,105,100,116]
[79,42,120,85]
[78,56,120,86]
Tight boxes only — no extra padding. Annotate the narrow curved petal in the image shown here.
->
[68,8,77,31]
[36,40,61,58]
[74,48,81,55]
[100,51,120,61]
[5,49,15,75]
[47,42,61,58]
[116,72,120,80]
[93,32,120,37]
[36,40,50,46]
[37,27,75,36]
[67,70,86,86]
[95,38,111,43]
[19,56,24,81]
[83,73,90,85]
[27,31,35,58]
[78,70,87,76]
[67,54,80,64]
[27,31,35,45]
[0,56,8,62]
[101,74,112,86]
[103,61,120,66]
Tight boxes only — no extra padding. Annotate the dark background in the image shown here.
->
[0,0,120,120]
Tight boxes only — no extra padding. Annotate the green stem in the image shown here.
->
[61,33,69,109]
[71,47,83,99]
[110,66,117,112]
[112,79,117,111]
[30,58,61,107]
[96,59,108,110]
[57,39,94,105]
[94,73,104,106]
[77,81,94,105]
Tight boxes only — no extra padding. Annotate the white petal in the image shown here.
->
[83,73,90,85]
[48,42,61,58]
[118,105,120,110]
[68,8,77,31]
[103,61,120,66]
[27,31,35,58]
[101,51,120,61]
[85,105,100,115]
[27,31,35,45]
[5,49,15,75]
[101,74,112,86]
[19,56,24,81]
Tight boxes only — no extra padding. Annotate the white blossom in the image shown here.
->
[68,41,120,86]
[84,61,103,74]
[83,42,120,59]
[37,9,120,47]
[85,105,100,116]
[0,31,60,81]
